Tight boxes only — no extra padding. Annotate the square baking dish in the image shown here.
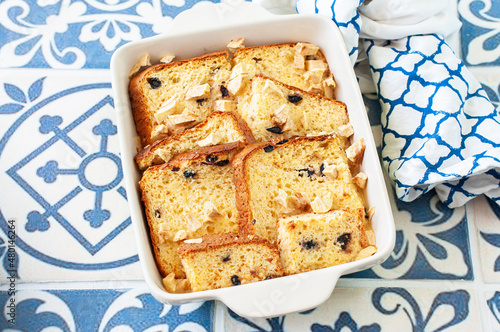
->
[110,1,396,318]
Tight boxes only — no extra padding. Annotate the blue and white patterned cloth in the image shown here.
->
[297,0,500,208]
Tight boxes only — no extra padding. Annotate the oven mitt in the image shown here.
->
[296,0,500,208]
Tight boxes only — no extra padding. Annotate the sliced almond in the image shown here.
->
[346,138,366,167]
[227,74,248,96]
[186,214,202,232]
[162,273,191,293]
[323,76,336,98]
[155,148,171,163]
[321,162,338,180]
[289,192,311,212]
[263,79,284,98]
[154,97,179,124]
[184,238,203,244]
[295,42,320,56]
[173,230,188,242]
[367,206,376,223]
[310,193,332,213]
[337,123,354,138]
[197,132,221,147]
[365,229,376,246]
[202,201,222,221]
[307,83,323,95]
[306,60,327,71]
[355,246,377,260]
[150,124,170,141]
[214,100,235,113]
[271,104,289,127]
[292,53,305,69]
[227,38,245,52]
[129,53,151,79]
[160,55,175,64]
[353,172,368,189]
[305,68,326,85]
[185,83,211,101]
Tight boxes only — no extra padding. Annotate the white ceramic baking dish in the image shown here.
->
[110,1,396,318]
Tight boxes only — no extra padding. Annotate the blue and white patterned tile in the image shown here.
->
[349,190,473,280]
[471,195,500,283]
[0,0,218,69]
[0,69,142,282]
[356,95,474,281]
[0,288,214,331]
[458,0,500,66]
[219,286,480,331]
[485,289,500,331]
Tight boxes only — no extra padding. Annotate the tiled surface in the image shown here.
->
[0,0,499,331]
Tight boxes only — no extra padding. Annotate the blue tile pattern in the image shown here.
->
[458,0,500,66]
[350,191,472,280]
[0,0,218,69]
[0,289,214,331]
[225,287,473,331]
[0,75,138,272]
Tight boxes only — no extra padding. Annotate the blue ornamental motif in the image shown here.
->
[372,288,470,331]
[0,77,137,269]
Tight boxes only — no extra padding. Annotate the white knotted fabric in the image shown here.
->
[294,0,500,208]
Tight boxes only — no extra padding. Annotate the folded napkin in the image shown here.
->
[295,0,500,208]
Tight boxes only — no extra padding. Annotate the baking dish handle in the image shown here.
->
[218,270,341,318]
[164,1,276,36]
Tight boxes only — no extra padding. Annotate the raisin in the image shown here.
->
[336,233,351,250]
[183,170,196,178]
[263,145,275,153]
[305,55,318,60]
[301,239,318,250]
[320,163,325,176]
[154,210,161,218]
[231,275,241,285]
[252,57,262,62]
[196,98,206,105]
[288,94,302,104]
[206,155,218,163]
[171,167,180,172]
[265,275,273,280]
[251,219,256,225]
[266,126,283,134]
[148,77,161,89]
[276,139,289,145]
[220,85,229,97]
[297,168,315,178]
[222,255,231,262]
[215,159,230,167]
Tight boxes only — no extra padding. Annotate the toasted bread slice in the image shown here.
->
[232,42,333,95]
[135,111,255,170]
[178,232,283,292]
[140,143,243,278]
[129,51,233,147]
[277,211,371,275]
[233,135,366,243]
[236,75,351,146]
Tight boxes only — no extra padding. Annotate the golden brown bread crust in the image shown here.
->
[134,111,255,170]
[140,142,243,278]
[177,232,274,256]
[129,51,230,147]
[232,135,334,234]
[167,141,245,167]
